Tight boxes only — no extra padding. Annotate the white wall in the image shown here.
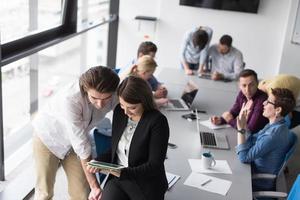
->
[117,0,292,78]
[279,0,300,77]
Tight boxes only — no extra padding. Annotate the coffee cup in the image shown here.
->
[202,152,216,169]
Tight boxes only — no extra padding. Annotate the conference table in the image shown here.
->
[156,68,252,200]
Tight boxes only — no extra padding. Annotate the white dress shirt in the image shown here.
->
[32,82,118,160]
[116,119,138,167]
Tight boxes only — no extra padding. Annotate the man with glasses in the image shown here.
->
[211,69,268,133]
[32,66,120,200]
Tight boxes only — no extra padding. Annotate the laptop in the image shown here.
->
[165,81,199,111]
[195,110,230,150]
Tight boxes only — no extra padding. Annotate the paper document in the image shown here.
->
[166,172,181,190]
[200,119,231,130]
[188,159,232,174]
[184,172,232,196]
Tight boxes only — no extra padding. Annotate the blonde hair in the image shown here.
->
[129,55,157,76]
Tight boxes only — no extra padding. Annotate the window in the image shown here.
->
[0,0,63,44]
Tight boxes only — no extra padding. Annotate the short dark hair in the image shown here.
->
[79,66,120,96]
[239,69,258,83]
[271,88,296,117]
[137,41,157,57]
[220,35,232,47]
[192,29,209,50]
[117,76,157,111]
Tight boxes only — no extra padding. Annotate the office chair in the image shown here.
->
[252,131,298,199]
[93,128,112,183]
[253,174,300,200]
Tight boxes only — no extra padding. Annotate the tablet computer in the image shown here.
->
[88,160,124,171]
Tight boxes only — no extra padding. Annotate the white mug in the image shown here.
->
[202,152,216,169]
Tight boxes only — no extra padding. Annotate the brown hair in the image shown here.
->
[239,69,258,83]
[271,88,296,116]
[137,41,157,57]
[79,66,120,96]
[117,76,157,111]
[192,29,209,50]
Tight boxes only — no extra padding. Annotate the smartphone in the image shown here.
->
[182,113,197,120]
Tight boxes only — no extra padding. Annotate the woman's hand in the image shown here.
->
[87,165,102,174]
[237,102,248,130]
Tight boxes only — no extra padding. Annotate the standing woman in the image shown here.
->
[32,66,120,200]
[88,76,170,200]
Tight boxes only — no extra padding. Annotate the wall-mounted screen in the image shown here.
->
[179,0,260,14]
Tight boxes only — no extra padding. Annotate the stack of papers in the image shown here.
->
[184,159,233,196]
[184,172,232,196]
[199,119,231,130]
[188,159,232,174]
[166,172,180,190]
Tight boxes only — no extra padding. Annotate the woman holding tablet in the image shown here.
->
[88,76,170,200]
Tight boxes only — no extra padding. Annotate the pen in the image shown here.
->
[201,179,212,186]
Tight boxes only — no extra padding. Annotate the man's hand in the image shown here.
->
[184,68,193,75]
[154,86,168,98]
[88,187,102,200]
[210,116,222,125]
[155,98,169,107]
[222,112,233,123]
[211,72,224,80]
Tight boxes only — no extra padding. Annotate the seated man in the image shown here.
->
[258,74,300,129]
[206,34,244,81]
[180,26,213,75]
[236,88,296,191]
[211,69,268,133]
[121,41,168,99]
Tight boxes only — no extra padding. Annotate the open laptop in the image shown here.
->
[165,81,198,111]
[195,110,230,150]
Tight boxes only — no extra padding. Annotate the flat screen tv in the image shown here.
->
[179,0,260,13]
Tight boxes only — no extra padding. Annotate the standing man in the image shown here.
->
[180,26,213,75]
[207,34,244,81]
[32,66,120,200]
[211,69,268,133]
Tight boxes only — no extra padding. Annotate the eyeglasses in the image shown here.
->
[266,100,276,106]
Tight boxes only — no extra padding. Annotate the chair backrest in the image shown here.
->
[288,174,300,200]
[277,131,298,176]
[93,129,112,157]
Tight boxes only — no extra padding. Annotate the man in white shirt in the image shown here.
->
[32,66,119,200]
[206,34,244,81]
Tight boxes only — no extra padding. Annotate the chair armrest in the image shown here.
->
[253,191,287,198]
[252,173,276,180]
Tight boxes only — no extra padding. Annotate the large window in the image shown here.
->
[0,0,63,44]
[0,1,118,198]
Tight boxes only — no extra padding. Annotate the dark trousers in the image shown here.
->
[102,178,146,200]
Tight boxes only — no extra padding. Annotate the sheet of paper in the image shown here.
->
[166,172,181,190]
[184,172,232,196]
[200,119,231,130]
[188,159,232,174]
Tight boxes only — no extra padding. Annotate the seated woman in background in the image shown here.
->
[258,74,300,129]
[121,55,168,106]
[236,88,295,191]
[87,76,170,200]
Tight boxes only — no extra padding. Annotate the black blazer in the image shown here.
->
[101,104,169,200]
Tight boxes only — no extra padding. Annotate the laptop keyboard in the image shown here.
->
[200,131,217,146]
[169,99,184,108]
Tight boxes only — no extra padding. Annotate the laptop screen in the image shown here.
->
[181,81,199,108]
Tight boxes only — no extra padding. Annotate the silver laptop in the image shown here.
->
[195,110,230,150]
[165,81,198,111]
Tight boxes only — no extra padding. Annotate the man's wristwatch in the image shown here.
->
[237,128,246,135]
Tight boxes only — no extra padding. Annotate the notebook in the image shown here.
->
[195,111,230,150]
[165,81,199,111]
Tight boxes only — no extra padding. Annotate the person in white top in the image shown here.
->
[32,66,120,200]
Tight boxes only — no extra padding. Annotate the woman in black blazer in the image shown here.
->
[88,76,170,200]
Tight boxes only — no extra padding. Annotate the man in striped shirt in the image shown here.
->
[180,26,213,75]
